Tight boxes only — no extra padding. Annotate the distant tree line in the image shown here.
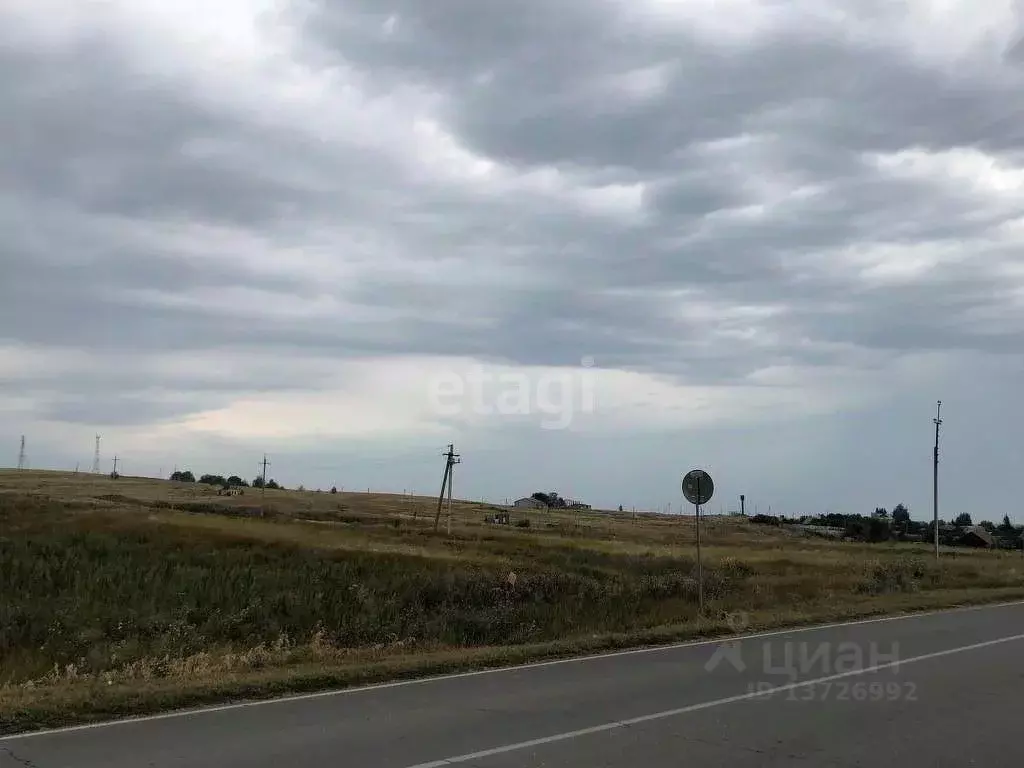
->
[169,470,282,490]
[529,490,590,509]
[531,491,568,508]
[750,504,1023,547]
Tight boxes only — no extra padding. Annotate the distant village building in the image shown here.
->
[960,526,995,548]
[513,497,546,509]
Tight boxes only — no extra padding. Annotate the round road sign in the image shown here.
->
[682,469,714,506]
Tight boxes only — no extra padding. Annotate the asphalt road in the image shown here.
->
[4,601,1024,767]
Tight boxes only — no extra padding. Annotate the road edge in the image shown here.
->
[4,591,1024,739]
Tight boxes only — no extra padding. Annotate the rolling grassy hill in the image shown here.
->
[2,469,1023,733]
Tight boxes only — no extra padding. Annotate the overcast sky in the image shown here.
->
[3,1,1024,519]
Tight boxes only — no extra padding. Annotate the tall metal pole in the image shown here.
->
[695,476,703,615]
[933,400,942,560]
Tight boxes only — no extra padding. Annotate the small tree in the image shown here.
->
[891,504,910,526]
[823,512,846,528]
[867,517,891,542]
[954,512,973,527]
[252,476,264,488]
[979,520,996,533]
[873,507,889,519]
[330,486,337,494]
[266,479,280,490]
[226,475,247,487]
[170,470,195,483]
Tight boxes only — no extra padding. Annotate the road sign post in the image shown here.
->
[682,469,714,616]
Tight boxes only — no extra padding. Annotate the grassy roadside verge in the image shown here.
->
[5,588,1024,735]
[3,472,1024,736]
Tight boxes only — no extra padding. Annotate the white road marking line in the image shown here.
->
[401,631,1024,768]
[2,598,1023,740]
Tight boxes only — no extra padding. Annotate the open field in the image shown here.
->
[2,469,1024,734]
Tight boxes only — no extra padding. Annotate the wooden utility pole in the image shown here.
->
[434,444,460,531]
[259,454,270,516]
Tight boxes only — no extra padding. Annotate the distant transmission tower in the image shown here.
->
[92,434,101,474]
[17,435,26,470]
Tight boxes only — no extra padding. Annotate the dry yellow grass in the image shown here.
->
[2,468,1022,734]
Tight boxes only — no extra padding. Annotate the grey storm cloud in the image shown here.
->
[2,0,1024,456]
